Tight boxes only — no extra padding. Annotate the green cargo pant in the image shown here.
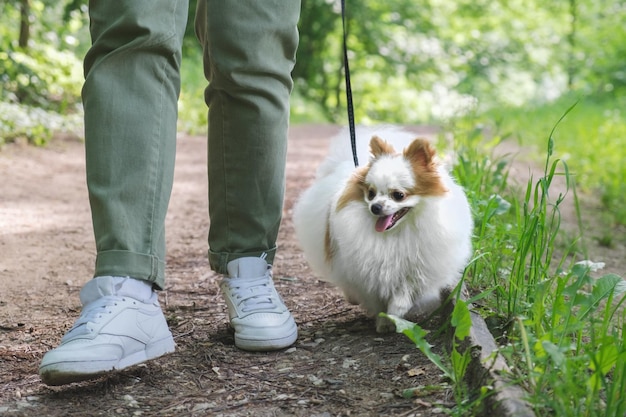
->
[83,0,301,289]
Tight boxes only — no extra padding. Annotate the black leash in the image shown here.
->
[341,0,359,167]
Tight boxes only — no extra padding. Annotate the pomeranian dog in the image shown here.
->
[293,127,473,332]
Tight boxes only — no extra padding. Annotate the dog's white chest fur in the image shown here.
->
[293,127,473,332]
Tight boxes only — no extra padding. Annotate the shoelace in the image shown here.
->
[62,295,132,339]
[228,276,279,313]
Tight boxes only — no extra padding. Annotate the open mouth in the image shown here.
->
[375,208,410,232]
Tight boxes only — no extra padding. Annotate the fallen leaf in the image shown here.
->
[407,367,426,377]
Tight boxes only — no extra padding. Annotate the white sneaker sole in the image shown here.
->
[39,335,176,386]
[234,322,298,351]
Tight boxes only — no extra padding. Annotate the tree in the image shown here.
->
[18,0,30,48]
[294,0,626,122]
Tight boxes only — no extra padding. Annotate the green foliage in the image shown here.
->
[0,101,81,145]
[178,45,208,135]
[505,104,576,320]
[0,0,87,145]
[448,113,626,416]
[4,0,626,144]
[449,299,473,398]
[384,297,480,414]
[1,44,83,109]
[564,1,626,93]
[387,314,454,381]
[293,0,626,123]
[443,120,515,313]
[506,265,626,417]
[482,93,626,227]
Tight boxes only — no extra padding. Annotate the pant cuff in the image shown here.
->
[208,247,277,275]
[95,250,165,289]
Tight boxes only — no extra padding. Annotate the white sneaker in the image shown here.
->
[39,276,175,386]
[220,256,297,351]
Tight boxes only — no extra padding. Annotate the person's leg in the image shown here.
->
[195,0,301,350]
[195,0,300,273]
[85,0,188,289]
[39,0,188,386]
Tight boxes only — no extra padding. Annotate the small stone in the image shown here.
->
[16,401,34,410]
[327,379,343,386]
[192,403,215,412]
[342,358,358,369]
[308,375,325,386]
[123,395,139,408]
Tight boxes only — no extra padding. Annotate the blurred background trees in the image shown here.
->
[1,0,625,225]
[0,0,85,144]
[2,0,625,131]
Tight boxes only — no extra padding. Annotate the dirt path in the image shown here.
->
[0,126,452,417]
[0,125,623,416]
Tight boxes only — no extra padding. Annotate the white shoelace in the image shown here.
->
[227,276,279,313]
[62,295,129,340]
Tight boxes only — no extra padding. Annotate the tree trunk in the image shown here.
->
[567,0,577,90]
[19,0,30,49]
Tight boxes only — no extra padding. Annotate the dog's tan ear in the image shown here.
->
[404,138,437,168]
[405,138,448,195]
[370,135,395,157]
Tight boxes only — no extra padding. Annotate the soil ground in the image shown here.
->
[0,124,624,416]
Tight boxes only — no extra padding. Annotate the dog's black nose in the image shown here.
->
[371,203,383,215]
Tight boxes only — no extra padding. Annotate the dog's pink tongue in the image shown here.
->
[375,215,393,232]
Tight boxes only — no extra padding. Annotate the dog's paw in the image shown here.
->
[375,315,397,334]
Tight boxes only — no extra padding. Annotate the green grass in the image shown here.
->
[480,92,626,229]
[385,298,481,416]
[392,109,626,416]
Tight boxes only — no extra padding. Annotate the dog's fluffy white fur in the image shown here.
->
[293,127,473,332]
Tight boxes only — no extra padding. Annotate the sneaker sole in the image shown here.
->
[234,324,298,352]
[39,335,176,386]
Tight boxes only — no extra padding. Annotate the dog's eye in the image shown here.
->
[391,191,405,201]
[367,189,376,200]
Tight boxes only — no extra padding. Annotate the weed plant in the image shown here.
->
[484,93,626,229]
[385,299,482,416]
[392,108,626,416]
